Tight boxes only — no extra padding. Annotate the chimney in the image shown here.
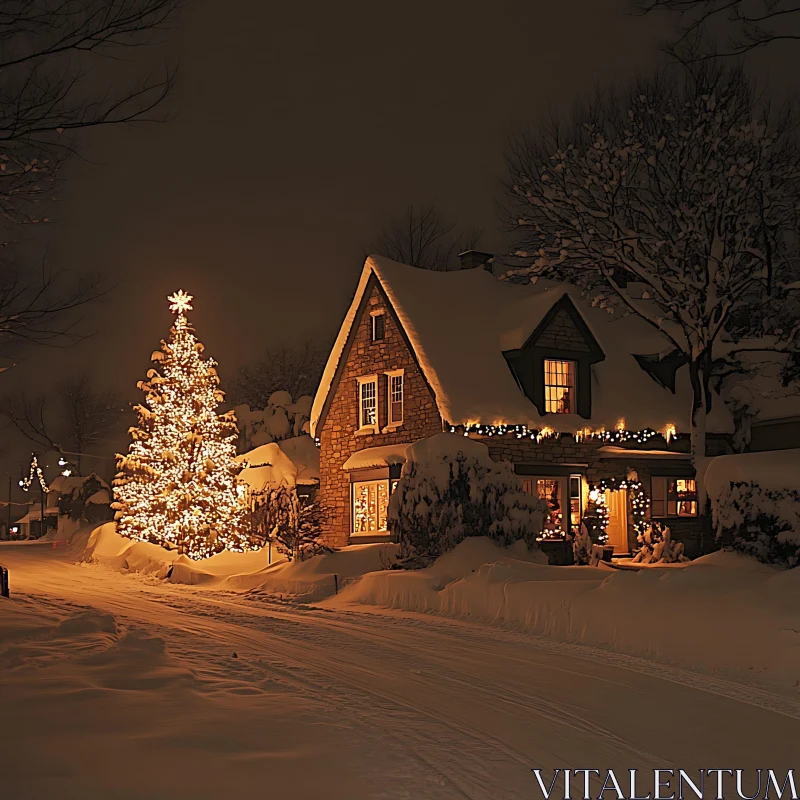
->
[458,250,494,272]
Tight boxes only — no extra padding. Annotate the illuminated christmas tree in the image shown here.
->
[113,290,253,559]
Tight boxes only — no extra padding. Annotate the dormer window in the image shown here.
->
[544,359,576,414]
[371,311,385,342]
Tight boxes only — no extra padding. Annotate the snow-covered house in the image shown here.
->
[311,256,763,557]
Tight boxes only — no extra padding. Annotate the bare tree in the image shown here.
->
[2,372,122,472]
[229,342,327,409]
[636,1,800,60]
[503,65,800,500]
[0,0,182,358]
[364,202,483,271]
[58,374,121,471]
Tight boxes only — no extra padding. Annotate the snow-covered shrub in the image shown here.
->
[713,481,800,567]
[248,484,329,562]
[234,392,312,452]
[387,433,546,565]
[632,522,688,564]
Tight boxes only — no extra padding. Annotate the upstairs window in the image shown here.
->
[651,477,697,517]
[544,359,576,414]
[371,311,385,342]
[386,369,404,427]
[357,375,378,431]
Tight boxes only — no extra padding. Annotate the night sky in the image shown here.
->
[1,0,796,482]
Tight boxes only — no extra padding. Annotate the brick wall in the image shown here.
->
[534,310,591,352]
[317,285,443,547]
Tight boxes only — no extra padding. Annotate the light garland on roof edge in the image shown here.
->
[447,423,682,444]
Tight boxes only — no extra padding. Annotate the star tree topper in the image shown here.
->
[168,289,193,315]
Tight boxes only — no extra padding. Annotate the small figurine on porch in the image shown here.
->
[572,520,593,565]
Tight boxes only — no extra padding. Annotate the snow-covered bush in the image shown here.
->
[713,482,800,567]
[387,433,546,565]
[632,522,688,564]
[248,484,329,562]
[234,392,312,451]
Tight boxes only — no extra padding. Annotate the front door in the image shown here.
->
[604,489,629,555]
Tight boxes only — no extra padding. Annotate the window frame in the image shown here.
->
[385,368,404,429]
[370,310,385,342]
[543,358,577,414]
[650,476,698,518]
[351,478,390,535]
[356,374,379,433]
[522,475,568,538]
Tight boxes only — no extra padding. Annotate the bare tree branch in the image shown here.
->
[0,0,182,358]
[636,0,800,60]
[364,202,483,271]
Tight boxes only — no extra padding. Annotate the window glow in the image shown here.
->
[544,359,576,414]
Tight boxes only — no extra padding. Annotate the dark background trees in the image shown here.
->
[363,203,483,271]
[503,64,800,482]
[638,1,800,60]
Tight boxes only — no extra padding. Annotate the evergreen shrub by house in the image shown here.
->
[713,481,800,567]
[387,442,546,566]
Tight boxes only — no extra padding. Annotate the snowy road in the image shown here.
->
[1,544,798,800]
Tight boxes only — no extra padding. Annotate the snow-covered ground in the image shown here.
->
[1,536,799,799]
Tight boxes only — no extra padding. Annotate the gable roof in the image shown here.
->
[311,256,735,437]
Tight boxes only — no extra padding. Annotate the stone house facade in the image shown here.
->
[311,256,731,557]
[316,277,442,547]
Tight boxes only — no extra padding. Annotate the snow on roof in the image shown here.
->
[342,443,412,471]
[311,256,733,437]
[597,446,691,459]
[237,442,298,490]
[86,488,111,505]
[237,435,320,491]
[705,449,800,499]
[277,435,320,484]
[48,473,110,494]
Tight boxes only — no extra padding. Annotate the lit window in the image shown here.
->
[357,376,378,431]
[651,477,697,517]
[371,312,385,342]
[522,476,566,536]
[386,370,403,426]
[544,359,576,414]
[569,474,582,535]
[352,479,389,533]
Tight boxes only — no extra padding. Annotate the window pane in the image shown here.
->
[352,480,390,533]
[537,478,564,533]
[651,500,666,517]
[569,476,582,534]
[372,314,385,341]
[360,380,376,427]
[389,374,403,424]
[544,360,576,414]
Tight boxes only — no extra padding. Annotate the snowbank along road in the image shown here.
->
[0,543,798,800]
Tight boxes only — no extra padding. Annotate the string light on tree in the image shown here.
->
[113,290,255,560]
[19,453,47,492]
[589,477,650,542]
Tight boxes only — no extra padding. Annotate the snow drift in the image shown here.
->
[329,537,800,692]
